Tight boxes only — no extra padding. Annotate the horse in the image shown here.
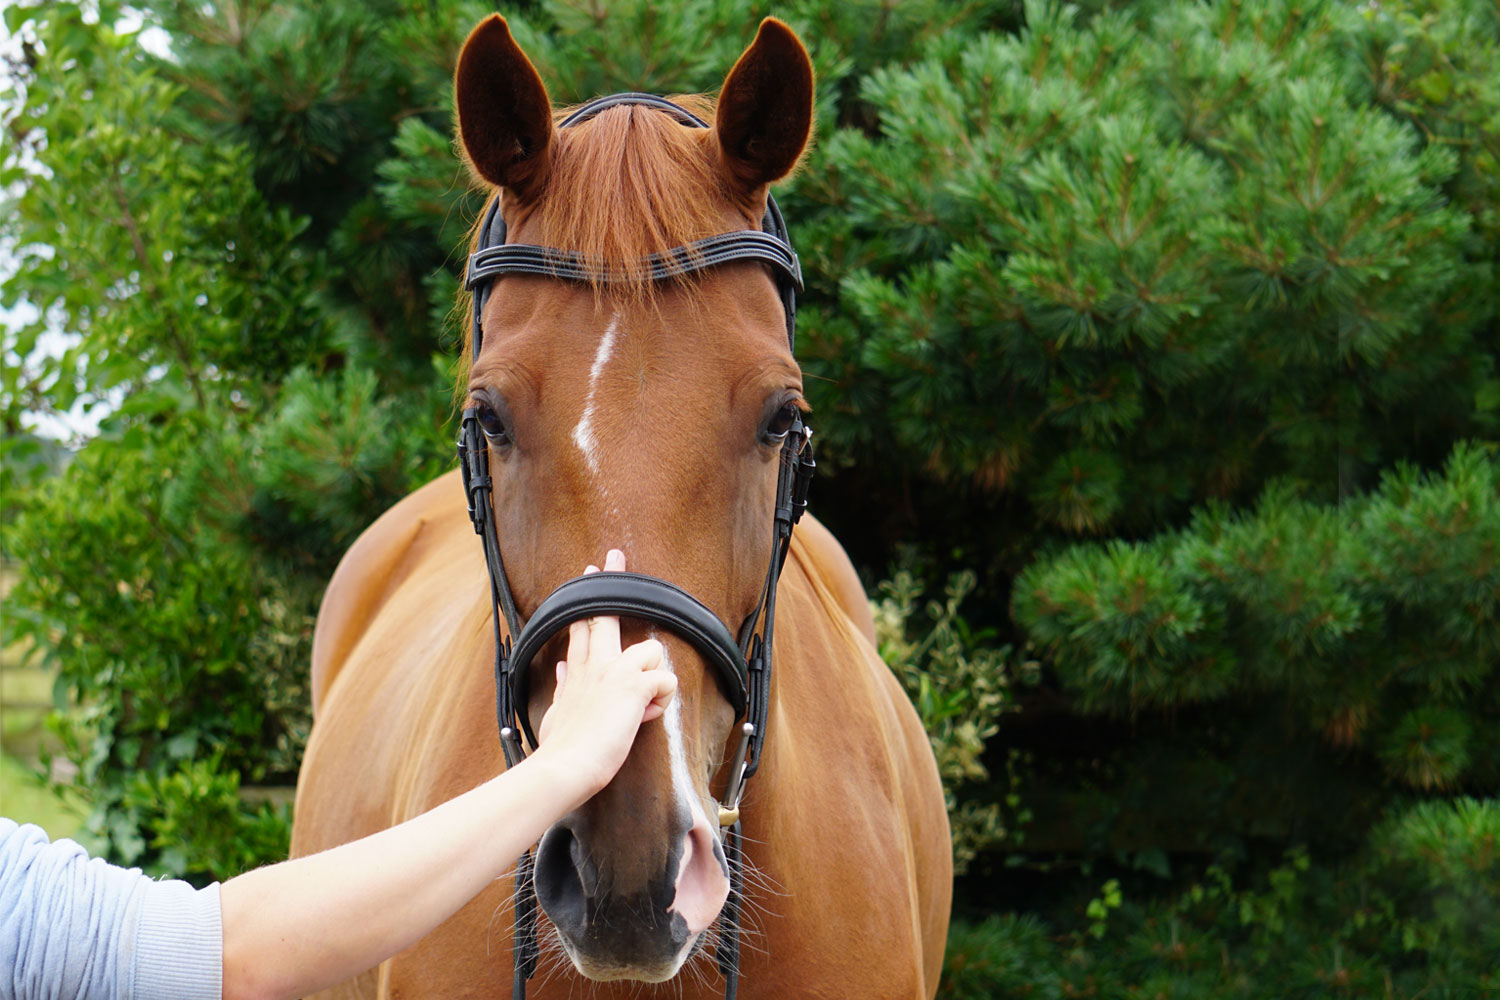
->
[289,15,951,999]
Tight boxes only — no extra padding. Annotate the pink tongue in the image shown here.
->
[669,816,731,935]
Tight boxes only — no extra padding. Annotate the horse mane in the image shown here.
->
[459,94,731,367]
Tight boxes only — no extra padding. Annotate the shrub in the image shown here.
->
[939,800,1500,998]
[875,570,1028,871]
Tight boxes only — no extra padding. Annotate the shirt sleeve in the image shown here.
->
[0,818,223,1000]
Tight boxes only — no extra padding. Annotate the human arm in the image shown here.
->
[1,817,222,1000]
[219,549,671,1000]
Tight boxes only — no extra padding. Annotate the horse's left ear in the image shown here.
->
[714,18,814,191]
[454,15,554,199]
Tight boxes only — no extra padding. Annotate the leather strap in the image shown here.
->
[560,91,711,128]
[718,821,744,1000]
[467,231,802,294]
[503,571,750,748]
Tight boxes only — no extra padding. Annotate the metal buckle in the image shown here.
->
[717,722,756,827]
[794,422,812,455]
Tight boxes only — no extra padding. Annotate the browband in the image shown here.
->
[466,230,802,293]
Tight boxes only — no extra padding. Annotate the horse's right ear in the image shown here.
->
[454,15,553,198]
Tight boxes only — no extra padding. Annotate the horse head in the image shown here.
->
[453,15,814,983]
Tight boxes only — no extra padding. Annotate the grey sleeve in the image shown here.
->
[1,818,223,1000]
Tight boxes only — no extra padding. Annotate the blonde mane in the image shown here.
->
[460,95,733,366]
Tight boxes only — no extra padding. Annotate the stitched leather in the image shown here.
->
[505,571,749,746]
[467,231,802,292]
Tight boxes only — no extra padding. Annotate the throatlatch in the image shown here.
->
[457,92,814,1000]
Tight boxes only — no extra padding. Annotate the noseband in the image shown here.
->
[456,93,816,1000]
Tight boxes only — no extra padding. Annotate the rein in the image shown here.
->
[455,92,816,1000]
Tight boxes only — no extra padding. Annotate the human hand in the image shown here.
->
[534,549,678,796]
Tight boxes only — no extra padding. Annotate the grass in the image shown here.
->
[1,749,85,840]
[2,603,87,838]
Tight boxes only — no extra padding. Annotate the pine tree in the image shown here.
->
[3,0,1498,987]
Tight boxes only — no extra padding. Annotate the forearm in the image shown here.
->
[220,751,592,1000]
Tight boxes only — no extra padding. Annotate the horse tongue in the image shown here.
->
[668,812,731,935]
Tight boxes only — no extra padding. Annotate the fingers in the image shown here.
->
[618,638,673,721]
[587,611,621,656]
[566,564,600,666]
[586,549,625,654]
[615,637,664,671]
[640,666,678,722]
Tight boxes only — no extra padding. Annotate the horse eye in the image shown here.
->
[477,403,510,444]
[765,403,799,442]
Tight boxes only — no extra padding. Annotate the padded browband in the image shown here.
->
[507,571,749,745]
[466,230,802,292]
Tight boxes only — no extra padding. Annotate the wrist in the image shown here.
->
[524,744,610,809]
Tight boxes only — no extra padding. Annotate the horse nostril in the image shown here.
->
[569,832,600,898]
[534,824,588,937]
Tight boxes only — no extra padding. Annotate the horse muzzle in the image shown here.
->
[534,805,730,981]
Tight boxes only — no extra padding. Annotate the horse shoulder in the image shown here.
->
[309,469,466,715]
[789,513,876,643]
[780,527,954,998]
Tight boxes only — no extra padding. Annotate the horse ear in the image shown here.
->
[714,18,814,191]
[454,15,553,198]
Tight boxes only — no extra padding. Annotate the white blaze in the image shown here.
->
[654,634,696,817]
[571,313,620,478]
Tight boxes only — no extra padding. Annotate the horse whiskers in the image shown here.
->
[483,860,526,957]
[532,921,578,992]
[490,851,778,996]
[733,863,786,899]
[726,855,784,923]
[731,900,775,956]
[676,944,713,994]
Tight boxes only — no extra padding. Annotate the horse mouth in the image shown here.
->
[552,930,703,983]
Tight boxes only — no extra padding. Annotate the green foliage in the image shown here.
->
[940,915,1063,1000]
[1373,796,1500,972]
[1014,441,1500,791]
[874,570,1026,871]
[1,1,328,451]
[794,0,1491,537]
[124,757,293,883]
[0,1,441,877]
[1085,877,1122,939]
[238,367,453,565]
[4,437,313,877]
[1345,0,1500,248]
[940,800,1500,998]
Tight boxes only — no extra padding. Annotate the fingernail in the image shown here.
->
[584,565,599,574]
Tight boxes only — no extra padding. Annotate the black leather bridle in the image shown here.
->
[456,93,816,1000]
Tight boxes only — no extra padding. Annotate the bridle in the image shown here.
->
[455,93,816,1000]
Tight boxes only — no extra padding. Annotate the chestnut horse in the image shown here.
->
[290,16,951,999]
